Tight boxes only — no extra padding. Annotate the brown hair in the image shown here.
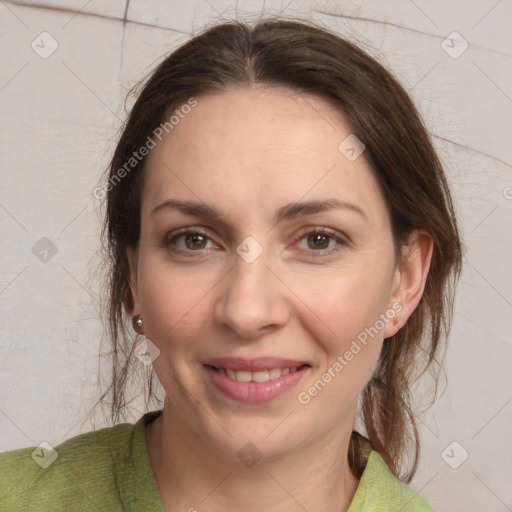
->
[94,18,462,483]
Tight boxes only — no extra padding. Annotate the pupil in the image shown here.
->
[309,234,329,250]
[186,233,206,249]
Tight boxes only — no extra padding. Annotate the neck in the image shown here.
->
[145,398,360,512]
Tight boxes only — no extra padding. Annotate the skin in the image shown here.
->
[126,86,433,511]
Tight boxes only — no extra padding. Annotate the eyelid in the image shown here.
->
[164,225,212,241]
[295,225,343,237]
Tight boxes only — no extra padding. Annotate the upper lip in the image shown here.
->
[202,357,311,372]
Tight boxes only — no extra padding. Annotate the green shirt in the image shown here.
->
[0,410,435,511]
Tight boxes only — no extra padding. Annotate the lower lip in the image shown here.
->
[204,365,309,404]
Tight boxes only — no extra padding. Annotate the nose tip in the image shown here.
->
[213,255,290,340]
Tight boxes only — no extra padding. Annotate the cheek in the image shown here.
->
[291,267,391,396]
[297,268,391,346]
[136,255,216,352]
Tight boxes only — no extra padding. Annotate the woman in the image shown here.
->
[0,19,462,511]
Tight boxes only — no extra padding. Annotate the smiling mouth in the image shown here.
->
[206,364,310,383]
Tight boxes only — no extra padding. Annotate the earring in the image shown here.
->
[132,315,143,333]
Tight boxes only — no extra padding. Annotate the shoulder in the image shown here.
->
[0,410,163,512]
[349,445,436,511]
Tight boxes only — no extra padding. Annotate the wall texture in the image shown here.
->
[0,1,511,510]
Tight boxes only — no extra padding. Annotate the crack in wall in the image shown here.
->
[313,9,512,58]
[432,134,511,167]
[2,0,190,34]
[2,0,510,165]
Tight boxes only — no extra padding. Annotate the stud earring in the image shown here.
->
[132,315,143,333]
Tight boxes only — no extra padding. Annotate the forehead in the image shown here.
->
[142,86,386,222]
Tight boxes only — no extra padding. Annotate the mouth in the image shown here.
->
[202,357,312,403]
[205,364,311,383]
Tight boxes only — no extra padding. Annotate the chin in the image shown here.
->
[195,410,305,463]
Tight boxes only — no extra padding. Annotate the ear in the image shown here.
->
[126,245,141,315]
[384,229,433,338]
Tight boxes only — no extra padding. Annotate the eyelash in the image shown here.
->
[162,226,347,257]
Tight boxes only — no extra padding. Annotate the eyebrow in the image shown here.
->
[151,198,367,222]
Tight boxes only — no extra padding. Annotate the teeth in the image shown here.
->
[268,368,282,379]
[218,367,300,382]
[252,370,269,382]
[236,370,252,382]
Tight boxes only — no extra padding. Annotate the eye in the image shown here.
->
[296,227,346,253]
[163,228,217,252]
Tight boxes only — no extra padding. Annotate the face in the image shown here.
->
[127,86,408,461]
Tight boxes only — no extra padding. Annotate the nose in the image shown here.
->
[213,249,290,340]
